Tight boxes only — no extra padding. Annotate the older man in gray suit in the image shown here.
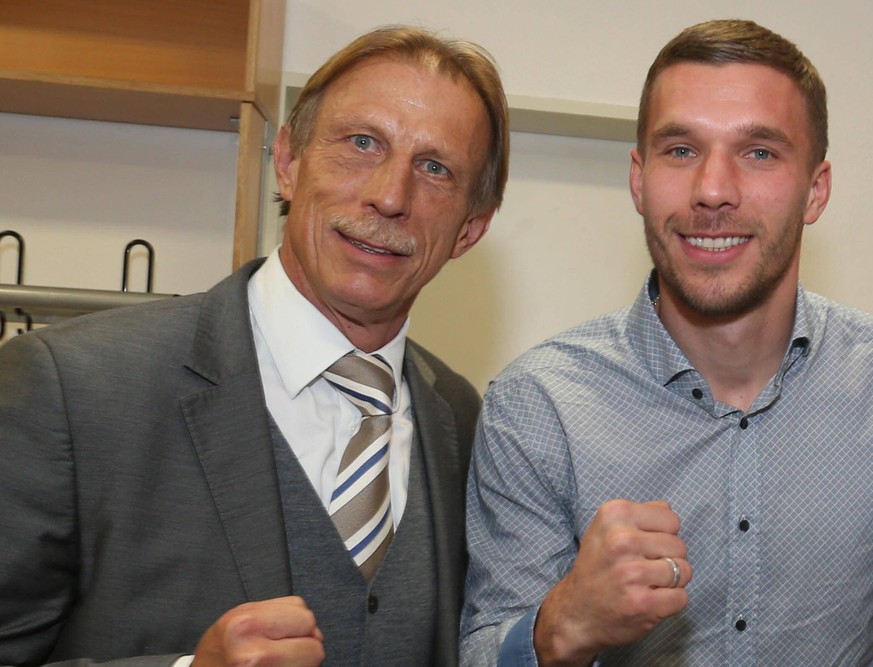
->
[0,25,508,667]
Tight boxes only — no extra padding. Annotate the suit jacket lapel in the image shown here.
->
[404,346,465,665]
[181,259,292,601]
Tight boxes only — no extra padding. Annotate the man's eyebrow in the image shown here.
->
[648,122,795,148]
[735,122,794,148]
[330,116,379,133]
[650,123,690,143]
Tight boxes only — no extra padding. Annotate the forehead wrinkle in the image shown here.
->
[329,113,382,135]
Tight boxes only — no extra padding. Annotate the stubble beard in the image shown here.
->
[645,209,805,319]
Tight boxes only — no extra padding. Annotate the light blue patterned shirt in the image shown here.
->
[462,275,873,666]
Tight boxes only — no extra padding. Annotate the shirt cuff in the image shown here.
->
[172,656,195,667]
[497,607,540,667]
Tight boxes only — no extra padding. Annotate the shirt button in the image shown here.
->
[738,517,750,532]
[368,595,379,614]
[739,417,749,429]
[692,388,704,399]
[735,616,747,631]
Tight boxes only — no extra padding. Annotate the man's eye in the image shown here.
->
[424,160,448,176]
[750,148,773,160]
[671,146,693,159]
[351,135,374,150]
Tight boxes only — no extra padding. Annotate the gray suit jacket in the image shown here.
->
[0,259,480,667]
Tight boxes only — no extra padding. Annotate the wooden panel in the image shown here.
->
[233,102,268,268]
[0,0,250,91]
[247,0,286,127]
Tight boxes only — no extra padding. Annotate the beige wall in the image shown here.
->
[3,2,871,391]
[283,0,873,392]
[0,115,238,296]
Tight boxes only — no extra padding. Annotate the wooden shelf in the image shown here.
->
[282,72,637,143]
[0,0,284,131]
[0,0,286,270]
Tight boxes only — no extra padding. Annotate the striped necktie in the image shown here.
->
[323,352,395,580]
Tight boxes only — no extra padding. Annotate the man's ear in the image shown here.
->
[273,124,300,202]
[450,208,496,259]
[629,148,645,215]
[803,160,832,226]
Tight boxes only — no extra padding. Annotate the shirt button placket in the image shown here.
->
[727,412,758,665]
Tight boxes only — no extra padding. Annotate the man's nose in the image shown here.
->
[362,157,413,219]
[692,150,741,211]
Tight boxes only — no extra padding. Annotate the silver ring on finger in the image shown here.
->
[664,557,681,589]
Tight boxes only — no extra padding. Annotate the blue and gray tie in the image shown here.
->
[324,352,395,580]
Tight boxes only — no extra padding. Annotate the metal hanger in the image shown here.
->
[121,239,155,293]
[0,230,28,337]
[15,308,32,335]
[0,230,24,286]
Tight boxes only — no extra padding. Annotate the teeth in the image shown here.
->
[350,238,393,255]
[686,236,749,252]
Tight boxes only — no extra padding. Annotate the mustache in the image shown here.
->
[330,215,417,256]
[668,211,751,235]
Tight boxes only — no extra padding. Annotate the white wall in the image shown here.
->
[283,0,873,392]
[0,113,239,341]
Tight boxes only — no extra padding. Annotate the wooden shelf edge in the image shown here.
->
[0,71,255,131]
[281,71,637,142]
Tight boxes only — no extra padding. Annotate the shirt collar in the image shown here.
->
[248,248,408,400]
[629,270,814,387]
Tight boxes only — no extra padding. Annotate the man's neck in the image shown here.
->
[330,315,406,353]
[657,285,797,413]
[279,247,409,353]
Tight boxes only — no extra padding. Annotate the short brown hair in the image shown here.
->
[282,25,509,217]
[637,19,828,166]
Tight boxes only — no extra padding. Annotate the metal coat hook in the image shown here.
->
[0,230,25,286]
[15,308,32,335]
[1,231,28,336]
[121,239,154,293]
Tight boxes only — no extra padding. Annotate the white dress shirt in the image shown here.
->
[246,248,414,525]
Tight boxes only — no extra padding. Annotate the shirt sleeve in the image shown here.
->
[497,608,539,666]
[460,371,579,665]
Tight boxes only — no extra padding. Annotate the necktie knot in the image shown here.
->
[324,352,395,417]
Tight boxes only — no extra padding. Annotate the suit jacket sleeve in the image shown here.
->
[1,330,82,665]
[0,260,294,667]
[1,334,187,667]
